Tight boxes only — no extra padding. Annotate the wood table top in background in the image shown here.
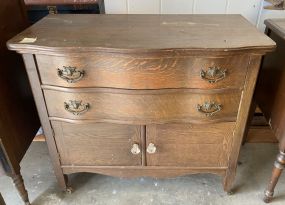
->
[265,18,285,39]
[24,0,98,5]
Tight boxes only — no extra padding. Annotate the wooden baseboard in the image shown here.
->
[246,126,277,143]
[34,134,45,142]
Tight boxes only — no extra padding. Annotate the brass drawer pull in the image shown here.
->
[200,67,226,83]
[57,66,85,83]
[131,143,141,155]
[64,100,90,115]
[196,101,222,117]
[147,143,157,154]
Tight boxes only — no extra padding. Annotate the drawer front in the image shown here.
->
[36,54,249,89]
[51,122,142,166]
[146,122,235,167]
[44,88,241,124]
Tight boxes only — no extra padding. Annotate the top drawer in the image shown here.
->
[36,54,249,89]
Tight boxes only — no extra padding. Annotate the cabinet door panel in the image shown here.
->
[52,122,143,166]
[146,123,235,167]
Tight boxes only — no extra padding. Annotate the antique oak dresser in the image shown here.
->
[7,14,275,194]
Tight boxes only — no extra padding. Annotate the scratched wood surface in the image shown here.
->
[7,14,275,53]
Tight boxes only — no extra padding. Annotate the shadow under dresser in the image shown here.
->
[7,14,275,194]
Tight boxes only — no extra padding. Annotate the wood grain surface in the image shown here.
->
[22,54,68,190]
[61,165,226,178]
[223,55,262,192]
[146,122,235,167]
[36,54,249,89]
[52,122,142,166]
[7,14,275,53]
[43,87,242,124]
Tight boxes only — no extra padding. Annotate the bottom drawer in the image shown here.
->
[52,121,143,166]
[146,122,236,167]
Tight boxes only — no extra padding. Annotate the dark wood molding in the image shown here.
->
[24,0,98,5]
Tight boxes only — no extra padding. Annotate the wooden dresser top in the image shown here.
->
[8,14,275,54]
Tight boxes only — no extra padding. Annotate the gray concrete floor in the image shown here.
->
[1,142,285,205]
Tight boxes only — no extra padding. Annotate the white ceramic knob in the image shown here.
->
[147,143,157,154]
[131,143,141,155]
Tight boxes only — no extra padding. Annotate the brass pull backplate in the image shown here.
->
[196,101,222,117]
[57,66,85,83]
[64,100,90,115]
[200,67,226,83]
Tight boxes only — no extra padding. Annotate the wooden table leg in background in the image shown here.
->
[1,143,31,205]
[0,193,5,205]
[264,136,285,203]
[12,173,30,205]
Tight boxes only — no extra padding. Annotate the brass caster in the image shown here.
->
[227,190,234,195]
[65,186,73,194]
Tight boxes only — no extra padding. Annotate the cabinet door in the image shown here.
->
[52,122,143,166]
[146,123,235,167]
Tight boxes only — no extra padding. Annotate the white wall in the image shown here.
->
[104,0,285,31]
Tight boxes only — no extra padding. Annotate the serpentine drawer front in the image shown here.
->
[7,14,275,193]
[43,88,241,124]
[36,54,249,89]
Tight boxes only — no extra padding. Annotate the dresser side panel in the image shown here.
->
[22,54,67,190]
[223,55,262,191]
